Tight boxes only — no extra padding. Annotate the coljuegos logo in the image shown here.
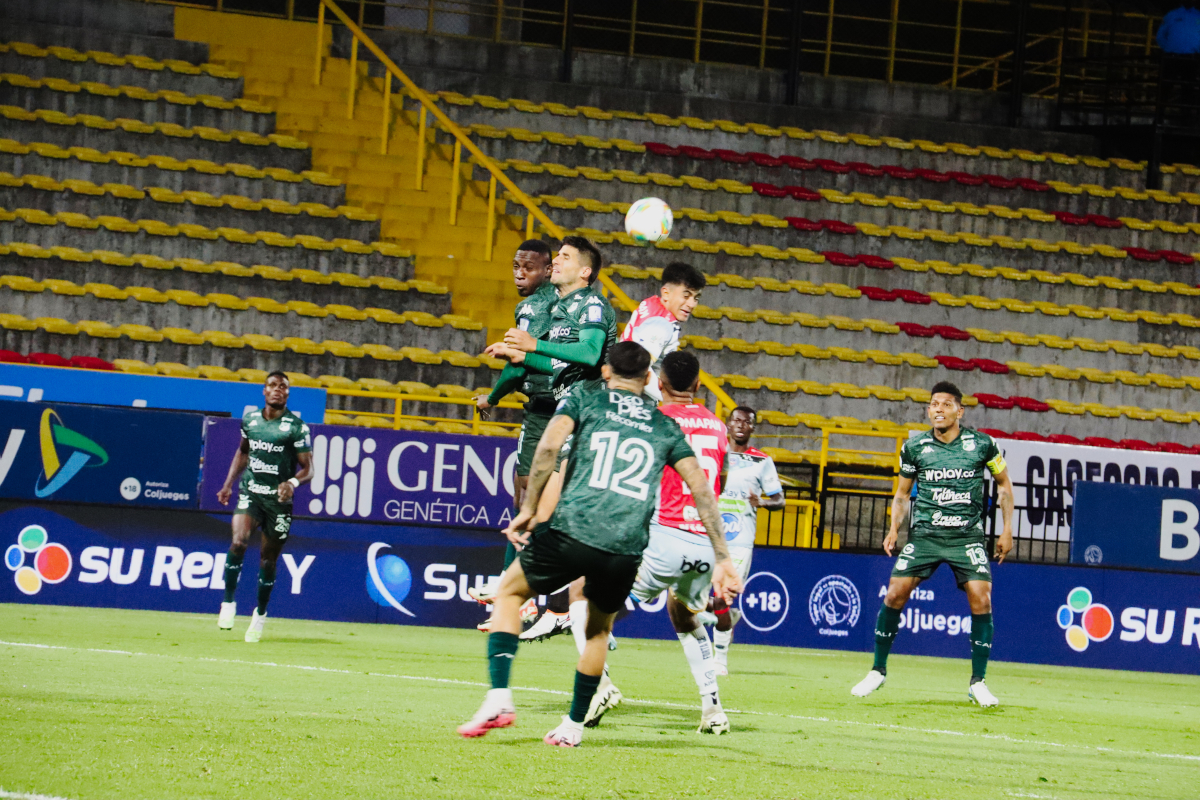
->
[5,525,72,595]
[1056,586,1114,652]
[35,409,108,498]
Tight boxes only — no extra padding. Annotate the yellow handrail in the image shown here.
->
[316,0,738,418]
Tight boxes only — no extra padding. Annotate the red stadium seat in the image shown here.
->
[813,158,852,174]
[859,285,898,301]
[784,186,822,201]
[818,219,857,234]
[858,254,895,269]
[27,352,71,367]
[0,349,29,364]
[1011,396,1051,412]
[1083,436,1120,448]
[823,251,861,267]
[846,161,884,177]
[1047,434,1085,445]
[748,152,784,168]
[935,355,975,371]
[1009,430,1048,441]
[1086,214,1123,229]
[911,167,948,182]
[1155,441,1193,454]
[69,356,115,370]
[713,149,750,164]
[751,182,789,198]
[932,325,971,341]
[785,216,824,231]
[896,321,935,335]
[644,141,680,156]
[1124,247,1162,262]
[1015,177,1051,192]
[780,155,817,170]
[678,145,715,160]
[1159,250,1195,265]
[1119,439,1156,451]
[973,393,1015,409]
[970,358,1010,374]
[894,289,932,304]
[1052,211,1088,225]
[977,427,1010,438]
[981,174,1017,189]
[946,171,984,186]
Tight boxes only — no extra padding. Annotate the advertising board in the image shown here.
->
[1071,481,1200,574]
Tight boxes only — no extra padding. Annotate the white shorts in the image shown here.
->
[729,546,753,584]
[630,523,715,613]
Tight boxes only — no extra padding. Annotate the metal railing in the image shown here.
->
[314,0,739,415]
[325,386,524,433]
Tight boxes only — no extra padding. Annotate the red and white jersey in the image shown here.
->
[620,295,680,402]
[652,403,728,535]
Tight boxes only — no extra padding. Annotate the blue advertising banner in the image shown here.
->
[0,362,326,421]
[198,418,519,529]
[0,403,203,508]
[1071,482,1200,574]
[4,502,1198,674]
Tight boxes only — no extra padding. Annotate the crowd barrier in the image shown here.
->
[3,501,1197,675]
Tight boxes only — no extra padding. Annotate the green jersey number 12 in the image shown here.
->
[588,431,654,500]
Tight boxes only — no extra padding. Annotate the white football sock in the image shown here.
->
[486,687,513,707]
[677,626,718,696]
[713,628,732,665]
[569,600,589,656]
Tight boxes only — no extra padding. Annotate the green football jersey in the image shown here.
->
[550,385,694,556]
[545,285,618,401]
[515,281,557,401]
[239,408,312,500]
[899,426,1005,542]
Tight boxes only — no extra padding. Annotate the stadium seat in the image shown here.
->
[0,349,29,363]
[27,352,72,367]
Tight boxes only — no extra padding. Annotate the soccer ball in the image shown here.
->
[624,197,673,244]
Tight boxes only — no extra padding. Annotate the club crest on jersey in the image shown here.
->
[963,439,976,452]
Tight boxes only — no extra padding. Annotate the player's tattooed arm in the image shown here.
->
[883,475,914,556]
[217,438,250,506]
[993,468,1015,563]
[504,414,575,543]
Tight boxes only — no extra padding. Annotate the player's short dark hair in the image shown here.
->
[660,350,700,392]
[516,239,551,260]
[730,405,757,421]
[662,262,706,292]
[930,381,963,405]
[265,370,289,385]
[608,340,652,379]
[560,235,603,285]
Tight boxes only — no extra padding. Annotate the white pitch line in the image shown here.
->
[3,639,1199,764]
[0,788,74,800]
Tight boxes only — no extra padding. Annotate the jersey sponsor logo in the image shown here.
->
[248,456,280,475]
[245,479,274,495]
[808,574,858,637]
[249,439,286,454]
[930,511,970,527]
[610,392,652,420]
[679,556,711,574]
[923,467,976,481]
[549,324,572,339]
[930,487,972,505]
[568,302,580,314]
[721,512,742,541]
[604,411,654,433]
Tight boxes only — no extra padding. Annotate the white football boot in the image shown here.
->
[698,699,731,735]
[607,632,618,651]
[519,611,571,642]
[583,673,623,728]
[694,611,719,627]
[467,582,496,605]
[218,602,236,630]
[851,669,886,697]
[244,609,266,643]
[457,689,516,738]
[543,715,584,747]
[968,680,999,708]
[714,662,729,677]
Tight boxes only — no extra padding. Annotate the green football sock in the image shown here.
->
[222,550,243,604]
[487,632,519,689]
[502,542,517,571]
[971,613,994,680]
[569,670,602,724]
[256,562,275,616]
[873,605,903,673]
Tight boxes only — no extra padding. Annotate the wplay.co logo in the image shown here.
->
[35,409,108,498]
[1056,586,1114,652]
[5,524,71,595]
[366,542,415,617]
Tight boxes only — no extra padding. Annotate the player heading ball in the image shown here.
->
[851,381,1014,707]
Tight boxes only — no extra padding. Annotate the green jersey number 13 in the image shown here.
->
[588,431,654,500]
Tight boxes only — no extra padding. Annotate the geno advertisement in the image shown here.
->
[4,502,1197,675]
[0,402,203,508]
[198,418,519,529]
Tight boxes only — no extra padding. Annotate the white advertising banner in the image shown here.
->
[991,440,1200,543]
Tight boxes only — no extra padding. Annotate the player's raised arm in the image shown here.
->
[884,474,914,557]
[504,413,575,542]
[676,455,742,602]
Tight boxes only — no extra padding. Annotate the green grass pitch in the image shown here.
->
[1,604,1197,800]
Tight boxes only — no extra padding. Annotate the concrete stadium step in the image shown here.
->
[555,207,1200,280]
[0,82,273,136]
[0,113,311,171]
[0,214,407,277]
[0,251,445,316]
[0,182,378,242]
[0,147,344,207]
[0,47,243,101]
[0,19,211,65]
[1,286,484,354]
[0,0,177,40]
[0,325,495,393]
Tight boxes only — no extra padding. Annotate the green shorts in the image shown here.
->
[516,402,555,477]
[235,491,293,541]
[519,524,641,614]
[891,535,992,587]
